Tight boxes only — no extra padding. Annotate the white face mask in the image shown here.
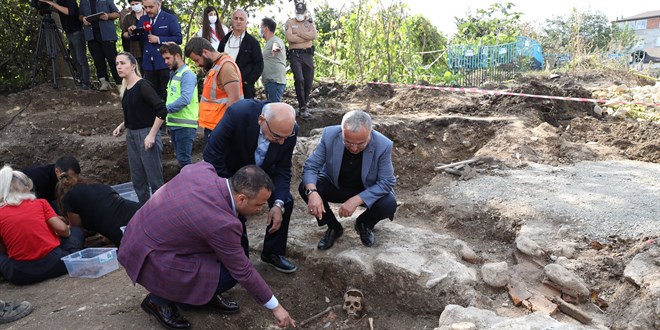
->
[208,15,218,24]
[295,14,305,21]
[131,4,142,12]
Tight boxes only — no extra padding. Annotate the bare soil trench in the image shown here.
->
[1,71,659,329]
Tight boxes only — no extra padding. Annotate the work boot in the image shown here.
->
[99,78,110,91]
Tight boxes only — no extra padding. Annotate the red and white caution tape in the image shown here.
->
[367,81,660,107]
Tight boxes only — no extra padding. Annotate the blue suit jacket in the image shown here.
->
[302,125,396,208]
[137,10,182,71]
[79,0,119,41]
[203,99,298,203]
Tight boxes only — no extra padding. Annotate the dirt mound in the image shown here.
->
[1,69,659,329]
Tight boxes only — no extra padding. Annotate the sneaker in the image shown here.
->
[99,78,110,91]
[0,300,33,324]
[81,84,91,91]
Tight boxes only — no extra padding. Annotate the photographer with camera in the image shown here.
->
[79,0,121,91]
[38,0,91,90]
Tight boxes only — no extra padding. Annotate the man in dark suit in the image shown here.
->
[299,110,397,249]
[128,0,182,101]
[204,100,298,273]
[119,163,296,329]
[218,9,263,99]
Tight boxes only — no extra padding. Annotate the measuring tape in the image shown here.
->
[367,81,660,107]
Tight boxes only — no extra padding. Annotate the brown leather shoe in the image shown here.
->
[205,294,240,314]
[141,294,191,330]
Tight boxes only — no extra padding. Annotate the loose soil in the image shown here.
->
[0,68,658,329]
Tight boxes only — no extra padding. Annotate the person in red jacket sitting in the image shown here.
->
[0,165,84,285]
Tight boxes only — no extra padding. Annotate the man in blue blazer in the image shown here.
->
[299,110,397,249]
[204,100,298,273]
[128,0,182,101]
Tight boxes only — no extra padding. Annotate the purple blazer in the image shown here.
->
[118,161,272,305]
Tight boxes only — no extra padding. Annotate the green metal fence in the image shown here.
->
[447,37,543,86]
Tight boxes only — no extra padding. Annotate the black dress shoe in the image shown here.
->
[205,294,240,314]
[260,254,297,273]
[141,294,191,330]
[318,227,343,250]
[355,222,375,247]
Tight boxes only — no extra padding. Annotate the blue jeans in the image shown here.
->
[66,30,90,88]
[264,82,285,102]
[169,127,196,167]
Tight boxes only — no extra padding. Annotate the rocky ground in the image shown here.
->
[0,69,658,330]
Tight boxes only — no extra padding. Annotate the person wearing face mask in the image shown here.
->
[197,6,229,50]
[184,37,243,147]
[128,0,183,103]
[218,9,264,99]
[121,0,146,74]
[260,17,286,102]
[285,1,317,119]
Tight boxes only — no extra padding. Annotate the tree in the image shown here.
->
[312,0,447,83]
[0,0,41,92]
[540,9,636,54]
[453,2,522,45]
[0,0,278,93]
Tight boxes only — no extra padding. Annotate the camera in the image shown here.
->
[31,0,52,15]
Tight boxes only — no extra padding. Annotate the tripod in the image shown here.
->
[30,12,78,89]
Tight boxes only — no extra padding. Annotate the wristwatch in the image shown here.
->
[274,200,285,214]
[305,188,318,196]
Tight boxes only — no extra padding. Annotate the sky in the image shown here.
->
[401,0,660,36]
[262,0,660,37]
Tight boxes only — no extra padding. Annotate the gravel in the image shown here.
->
[442,160,660,239]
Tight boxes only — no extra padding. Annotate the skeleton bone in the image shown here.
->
[343,288,364,319]
[299,305,341,327]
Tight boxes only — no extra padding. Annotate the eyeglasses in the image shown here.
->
[343,137,369,148]
[264,118,295,140]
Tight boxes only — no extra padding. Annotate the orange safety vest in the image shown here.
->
[198,54,244,130]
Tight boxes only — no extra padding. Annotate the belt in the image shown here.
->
[289,47,313,54]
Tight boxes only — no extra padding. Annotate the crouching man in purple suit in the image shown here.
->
[118,162,296,329]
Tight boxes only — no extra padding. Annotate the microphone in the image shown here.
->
[143,21,152,34]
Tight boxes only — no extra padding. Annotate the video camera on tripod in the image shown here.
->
[29,0,78,89]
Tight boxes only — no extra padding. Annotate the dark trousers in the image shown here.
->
[0,227,85,285]
[290,52,314,109]
[87,39,120,84]
[238,195,294,257]
[144,69,170,103]
[297,175,397,230]
[66,30,90,87]
[150,263,237,307]
[243,83,256,99]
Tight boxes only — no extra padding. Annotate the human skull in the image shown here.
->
[342,288,364,319]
